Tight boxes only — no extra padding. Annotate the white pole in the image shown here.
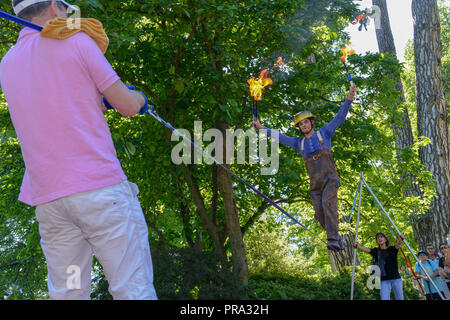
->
[350,177,363,300]
[359,173,445,300]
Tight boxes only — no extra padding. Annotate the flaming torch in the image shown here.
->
[352,13,371,31]
[352,13,370,25]
[273,56,285,70]
[247,68,273,121]
[340,42,355,85]
[247,57,288,121]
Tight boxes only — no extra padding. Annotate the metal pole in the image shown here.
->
[343,179,360,244]
[348,179,361,224]
[350,176,363,300]
[359,173,445,300]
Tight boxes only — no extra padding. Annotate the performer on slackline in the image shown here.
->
[253,83,357,252]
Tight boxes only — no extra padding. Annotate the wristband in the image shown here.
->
[137,91,149,115]
[346,73,352,82]
[102,96,114,110]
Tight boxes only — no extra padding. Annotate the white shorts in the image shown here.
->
[35,180,158,300]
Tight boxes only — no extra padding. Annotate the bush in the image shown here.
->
[90,247,255,300]
[153,247,255,299]
[90,248,424,300]
[248,267,423,300]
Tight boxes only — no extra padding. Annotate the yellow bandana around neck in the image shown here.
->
[40,17,109,54]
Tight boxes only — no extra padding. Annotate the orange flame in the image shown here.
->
[247,69,273,101]
[273,56,285,69]
[352,13,370,25]
[340,42,355,63]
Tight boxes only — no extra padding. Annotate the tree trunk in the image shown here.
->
[372,0,433,248]
[328,233,360,274]
[412,0,450,247]
[411,214,436,249]
[217,120,249,285]
[180,164,227,260]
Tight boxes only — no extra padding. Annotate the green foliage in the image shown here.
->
[88,244,424,300]
[90,247,254,300]
[152,247,257,299]
[0,0,441,299]
[245,217,316,276]
[249,267,422,300]
[0,96,48,299]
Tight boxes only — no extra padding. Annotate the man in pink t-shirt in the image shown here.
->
[0,0,157,300]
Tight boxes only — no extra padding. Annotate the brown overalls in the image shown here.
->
[302,131,340,242]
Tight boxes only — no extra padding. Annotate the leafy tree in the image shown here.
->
[0,0,438,299]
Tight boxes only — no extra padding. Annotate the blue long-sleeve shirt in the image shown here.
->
[265,99,352,159]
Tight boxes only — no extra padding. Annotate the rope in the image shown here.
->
[375,202,425,295]
[350,177,363,300]
[347,180,360,224]
[382,210,427,296]
[396,240,426,297]
[350,174,441,300]
[382,207,427,297]
[1,5,441,298]
[147,109,328,246]
[0,9,326,246]
[342,180,361,244]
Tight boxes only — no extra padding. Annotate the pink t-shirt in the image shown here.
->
[0,27,127,206]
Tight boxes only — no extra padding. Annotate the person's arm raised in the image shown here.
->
[321,83,357,137]
[395,234,404,249]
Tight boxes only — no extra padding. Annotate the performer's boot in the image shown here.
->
[327,235,345,252]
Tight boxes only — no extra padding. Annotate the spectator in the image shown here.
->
[399,265,410,279]
[414,250,444,300]
[0,0,156,299]
[354,233,404,300]
[438,243,450,299]
[426,243,441,266]
[399,263,426,298]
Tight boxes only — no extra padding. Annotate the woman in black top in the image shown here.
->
[354,233,405,300]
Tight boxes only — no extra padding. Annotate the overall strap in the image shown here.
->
[317,130,324,143]
[301,137,305,155]
[317,130,325,151]
[301,130,326,155]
